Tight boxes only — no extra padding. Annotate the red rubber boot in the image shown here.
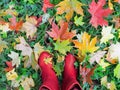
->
[38,51,60,90]
[62,53,82,90]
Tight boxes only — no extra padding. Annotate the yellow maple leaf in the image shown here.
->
[56,0,83,21]
[73,32,99,56]
[6,69,18,81]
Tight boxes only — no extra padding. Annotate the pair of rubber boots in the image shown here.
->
[38,51,82,90]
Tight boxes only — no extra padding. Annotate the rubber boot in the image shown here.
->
[38,51,60,90]
[62,53,82,90]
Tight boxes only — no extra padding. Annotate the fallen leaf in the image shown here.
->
[33,43,44,61]
[54,40,72,55]
[0,23,11,33]
[56,0,83,21]
[101,76,107,87]
[113,17,120,29]
[20,76,35,90]
[74,15,84,26]
[6,69,18,81]
[21,16,37,38]
[107,81,117,90]
[100,26,114,44]
[107,42,120,63]
[42,0,54,13]
[89,51,106,64]
[8,51,20,68]
[0,37,8,53]
[88,0,112,28]
[5,61,14,72]
[14,37,33,58]
[99,59,110,69]
[9,16,23,32]
[73,32,99,56]
[108,0,114,10]
[80,65,96,85]
[114,64,120,79]
[47,21,75,40]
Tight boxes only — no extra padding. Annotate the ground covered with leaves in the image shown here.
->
[0,0,120,90]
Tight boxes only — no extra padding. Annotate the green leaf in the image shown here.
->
[74,15,84,26]
[54,40,72,55]
[114,64,120,79]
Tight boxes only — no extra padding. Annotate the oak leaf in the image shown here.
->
[47,21,75,40]
[56,0,83,21]
[88,0,112,28]
[73,32,99,56]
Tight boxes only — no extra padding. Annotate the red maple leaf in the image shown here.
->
[80,65,96,85]
[31,16,42,27]
[42,0,54,13]
[5,61,14,72]
[47,21,75,40]
[88,0,112,28]
[9,16,23,32]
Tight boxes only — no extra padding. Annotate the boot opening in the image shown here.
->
[70,84,82,90]
[41,87,49,90]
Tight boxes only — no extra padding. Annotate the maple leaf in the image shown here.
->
[20,76,35,90]
[9,16,23,32]
[56,0,83,21]
[47,21,75,40]
[8,51,20,68]
[89,51,106,65]
[100,26,114,44]
[15,37,39,70]
[54,40,72,55]
[80,65,96,85]
[0,37,8,53]
[88,0,112,28]
[5,61,14,72]
[42,0,54,13]
[74,15,84,26]
[113,17,120,29]
[106,42,120,63]
[114,64,120,79]
[0,23,11,33]
[14,37,33,58]
[73,32,99,56]
[33,43,44,61]
[107,81,117,90]
[21,16,37,38]
[6,69,18,81]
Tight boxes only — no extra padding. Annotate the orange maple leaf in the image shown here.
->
[47,21,75,40]
[73,32,99,56]
[9,16,23,32]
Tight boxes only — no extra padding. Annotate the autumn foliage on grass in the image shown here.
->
[0,0,120,90]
